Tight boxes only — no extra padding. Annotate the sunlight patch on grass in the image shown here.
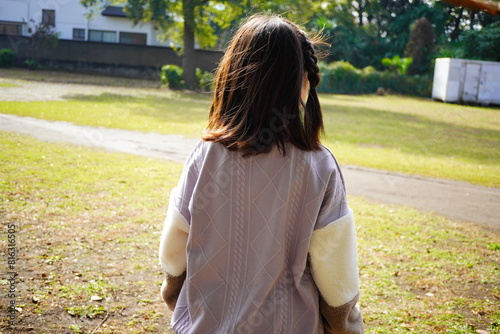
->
[0,82,18,88]
[0,68,161,88]
[320,94,499,131]
[0,92,209,137]
[320,94,499,186]
[324,141,498,187]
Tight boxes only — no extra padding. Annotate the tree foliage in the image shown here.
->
[311,0,498,75]
[25,20,60,70]
[82,0,246,89]
[460,22,500,61]
[81,0,499,88]
[405,17,435,75]
[381,55,413,75]
[82,0,321,89]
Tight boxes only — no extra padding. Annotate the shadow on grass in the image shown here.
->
[61,92,211,129]
[62,91,211,104]
[62,92,499,165]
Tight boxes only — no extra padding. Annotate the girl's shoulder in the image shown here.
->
[306,144,341,170]
[185,140,233,170]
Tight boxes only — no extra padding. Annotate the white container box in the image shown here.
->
[432,58,500,105]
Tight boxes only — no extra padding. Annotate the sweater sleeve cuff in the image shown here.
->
[161,272,186,311]
[320,292,364,334]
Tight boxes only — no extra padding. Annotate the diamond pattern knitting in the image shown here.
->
[222,153,247,332]
[170,142,349,334]
[278,148,306,333]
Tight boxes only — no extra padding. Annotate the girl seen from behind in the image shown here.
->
[159,14,364,334]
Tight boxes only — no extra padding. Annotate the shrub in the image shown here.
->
[160,64,184,89]
[317,61,432,97]
[196,68,214,92]
[319,61,362,94]
[0,49,15,68]
[362,66,377,74]
[381,56,413,75]
[24,58,41,70]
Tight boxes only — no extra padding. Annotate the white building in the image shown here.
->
[0,0,170,47]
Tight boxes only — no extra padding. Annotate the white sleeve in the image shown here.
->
[309,208,360,307]
[158,187,190,277]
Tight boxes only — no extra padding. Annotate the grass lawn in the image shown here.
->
[0,68,160,88]
[1,132,499,333]
[0,69,498,187]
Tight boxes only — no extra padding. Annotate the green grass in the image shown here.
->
[1,132,498,333]
[320,95,500,187]
[0,91,210,137]
[0,70,498,186]
[0,83,17,87]
[0,68,160,88]
[352,196,500,333]
[0,131,180,333]
[0,79,18,88]
[66,305,107,319]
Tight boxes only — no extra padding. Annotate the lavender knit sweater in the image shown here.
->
[159,141,362,334]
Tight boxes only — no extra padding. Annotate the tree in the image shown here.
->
[82,0,320,90]
[404,17,435,75]
[315,0,390,69]
[316,0,447,71]
[460,21,500,61]
[82,0,244,89]
[25,20,60,70]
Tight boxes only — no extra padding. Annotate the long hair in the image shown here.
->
[202,14,324,156]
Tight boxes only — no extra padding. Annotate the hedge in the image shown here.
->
[159,61,432,97]
[0,49,15,68]
[160,64,213,92]
[317,61,432,97]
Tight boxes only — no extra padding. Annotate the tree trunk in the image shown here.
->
[450,7,464,41]
[469,10,476,30]
[182,0,196,90]
[357,7,364,26]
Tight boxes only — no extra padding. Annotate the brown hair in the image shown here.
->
[202,14,323,156]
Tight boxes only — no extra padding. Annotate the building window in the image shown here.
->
[119,32,147,45]
[42,9,55,27]
[73,28,85,40]
[88,30,116,43]
[0,23,22,35]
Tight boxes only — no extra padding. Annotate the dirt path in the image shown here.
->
[1,113,499,229]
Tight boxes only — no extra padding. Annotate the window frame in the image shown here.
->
[88,29,117,43]
[0,22,22,35]
[72,28,85,41]
[119,31,147,45]
[42,9,55,27]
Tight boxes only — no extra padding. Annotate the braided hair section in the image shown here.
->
[295,30,324,141]
[302,39,320,88]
